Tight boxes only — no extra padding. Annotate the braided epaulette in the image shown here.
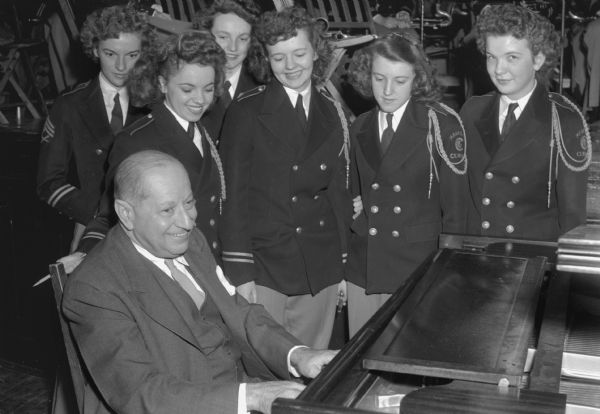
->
[425,102,467,198]
[317,86,351,189]
[547,92,591,207]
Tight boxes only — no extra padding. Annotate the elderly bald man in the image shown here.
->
[62,150,337,414]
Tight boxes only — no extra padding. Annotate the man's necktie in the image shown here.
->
[221,80,232,108]
[380,112,394,154]
[500,102,518,141]
[165,259,205,309]
[295,93,307,131]
[110,92,123,134]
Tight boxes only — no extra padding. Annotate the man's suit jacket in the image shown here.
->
[460,84,589,241]
[62,225,301,414]
[219,82,352,295]
[37,77,145,225]
[201,66,260,141]
[346,101,468,294]
[78,103,222,258]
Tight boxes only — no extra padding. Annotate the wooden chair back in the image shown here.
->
[50,262,86,414]
[156,0,207,22]
[304,0,376,34]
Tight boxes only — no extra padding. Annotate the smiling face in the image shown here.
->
[371,54,415,113]
[211,12,252,76]
[118,162,197,259]
[94,32,142,88]
[485,34,545,100]
[266,28,317,92]
[159,63,215,122]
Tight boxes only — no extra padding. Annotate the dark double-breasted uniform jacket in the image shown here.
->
[219,82,352,295]
[201,66,260,141]
[78,103,222,259]
[460,84,590,241]
[346,100,468,294]
[37,78,145,225]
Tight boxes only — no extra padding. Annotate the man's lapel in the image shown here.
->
[184,230,278,379]
[112,226,202,351]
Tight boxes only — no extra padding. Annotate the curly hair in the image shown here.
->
[127,30,227,107]
[347,31,442,103]
[193,0,261,29]
[251,6,333,85]
[192,0,262,78]
[475,4,562,84]
[80,5,156,61]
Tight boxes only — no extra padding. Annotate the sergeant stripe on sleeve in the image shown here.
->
[81,232,106,241]
[41,118,55,143]
[48,184,76,207]
[222,251,254,264]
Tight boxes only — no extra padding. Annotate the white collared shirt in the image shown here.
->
[99,73,128,126]
[226,66,243,100]
[131,239,235,295]
[163,102,203,156]
[498,81,536,133]
[283,84,311,119]
[129,238,302,414]
[378,99,409,141]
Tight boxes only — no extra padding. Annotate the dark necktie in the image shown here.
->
[165,259,205,309]
[500,102,518,141]
[187,122,195,140]
[110,92,123,134]
[295,93,307,131]
[380,113,394,154]
[221,80,232,108]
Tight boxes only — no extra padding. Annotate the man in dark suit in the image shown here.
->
[37,5,154,251]
[62,150,336,414]
[460,4,591,241]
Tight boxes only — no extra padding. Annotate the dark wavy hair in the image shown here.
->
[475,4,562,85]
[347,31,442,103]
[193,0,263,79]
[252,6,333,85]
[80,5,156,61]
[127,30,227,107]
[193,0,261,29]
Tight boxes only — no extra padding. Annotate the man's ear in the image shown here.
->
[93,46,99,59]
[114,199,135,230]
[533,52,546,71]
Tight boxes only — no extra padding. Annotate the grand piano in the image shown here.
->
[273,228,600,413]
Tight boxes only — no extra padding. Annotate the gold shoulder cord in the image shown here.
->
[202,127,226,215]
[548,96,592,207]
[319,90,351,189]
[426,102,468,199]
